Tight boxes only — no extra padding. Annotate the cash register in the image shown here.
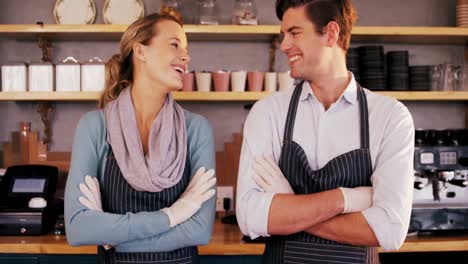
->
[0,165,58,235]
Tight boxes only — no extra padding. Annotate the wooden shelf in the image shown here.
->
[0,25,468,43]
[0,24,279,41]
[0,91,269,102]
[376,91,468,101]
[351,26,468,44]
[0,91,102,101]
[0,91,467,102]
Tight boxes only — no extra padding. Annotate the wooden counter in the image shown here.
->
[0,220,467,255]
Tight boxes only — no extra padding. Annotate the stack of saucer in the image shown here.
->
[346,48,360,82]
[359,46,386,90]
[457,0,468,27]
[410,66,432,91]
[387,51,409,91]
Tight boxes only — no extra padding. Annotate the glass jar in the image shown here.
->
[20,122,31,137]
[19,121,31,162]
[232,0,258,25]
[198,0,218,25]
[160,0,183,22]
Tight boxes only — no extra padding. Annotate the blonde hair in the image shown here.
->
[98,13,182,108]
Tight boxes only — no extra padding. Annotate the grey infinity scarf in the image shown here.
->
[105,87,187,192]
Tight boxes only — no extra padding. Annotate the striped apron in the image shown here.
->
[98,147,198,264]
[263,81,379,264]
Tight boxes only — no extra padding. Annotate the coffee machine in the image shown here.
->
[410,129,468,233]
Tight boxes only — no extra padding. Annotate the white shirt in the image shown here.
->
[236,75,415,251]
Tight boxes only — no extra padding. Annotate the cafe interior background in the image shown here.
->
[0,0,467,263]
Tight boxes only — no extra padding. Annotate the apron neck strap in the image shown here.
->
[357,84,370,149]
[283,81,304,144]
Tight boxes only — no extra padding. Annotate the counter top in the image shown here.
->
[0,220,467,255]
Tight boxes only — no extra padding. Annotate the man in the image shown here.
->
[236,0,415,263]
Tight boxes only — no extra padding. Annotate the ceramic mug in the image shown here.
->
[182,72,194,91]
[264,72,278,92]
[278,71,295,92]
[213,71,230,92]
[247,71,265,92]
[231,71,247,92]
[196,72,212,92]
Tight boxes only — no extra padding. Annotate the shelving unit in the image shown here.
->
[0,24,468,43]
[0,23,467,137]
[0,24,466,102]
[0,91,467,102]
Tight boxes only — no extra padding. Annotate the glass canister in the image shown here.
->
[446,64,462,91]
[160,0,183,22]
[1,63,27,92]
[29,62,54,92]
[81,57,105,92]
[56,56,81,92]
[198,0,218,25]
[232,0,258,25]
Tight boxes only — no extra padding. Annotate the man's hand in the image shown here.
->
[252,155,294,194]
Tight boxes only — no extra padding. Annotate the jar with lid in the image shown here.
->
[160,0,183,22]
[81,57,105,92]
[29,62,54,92]
[56,57,80,92]
[198,0,218,25]
[1,63,27,92]
[232,0,258,25]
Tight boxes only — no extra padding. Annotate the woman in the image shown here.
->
[64,13,216,264]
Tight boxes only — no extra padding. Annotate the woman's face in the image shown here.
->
[139,20,190,92]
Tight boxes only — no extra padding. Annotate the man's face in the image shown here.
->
[280,6,329,80]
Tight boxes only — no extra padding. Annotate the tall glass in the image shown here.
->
[232,0,258,25]
[160,0,183,22]
[198,0,218,25]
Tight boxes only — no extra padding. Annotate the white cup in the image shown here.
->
[278,71,295,92]
[195,72,212,92]
[264,72,278,92]
[231,71,247,92]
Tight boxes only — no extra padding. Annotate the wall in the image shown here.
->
[0,0,465,159]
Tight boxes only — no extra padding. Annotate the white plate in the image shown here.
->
[54,0,96,24]
[103,0,145,24]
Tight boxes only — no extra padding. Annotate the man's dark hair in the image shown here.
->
[275,0,357,51]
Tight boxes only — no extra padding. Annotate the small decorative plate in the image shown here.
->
[54,0,97,24]
[103,0,145,24]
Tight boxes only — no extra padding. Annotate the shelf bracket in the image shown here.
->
[36,102,54,149]
[37,35,52,62]
[269,36,279,72]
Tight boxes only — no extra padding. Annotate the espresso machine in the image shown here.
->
[410,129,468,233]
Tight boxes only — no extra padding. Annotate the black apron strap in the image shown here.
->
[357,84,370,150]
[283,81,304,144]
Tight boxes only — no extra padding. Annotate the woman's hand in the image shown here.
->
[78,175,111,250]
[78,175,102,211]
[161,167,216,227]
